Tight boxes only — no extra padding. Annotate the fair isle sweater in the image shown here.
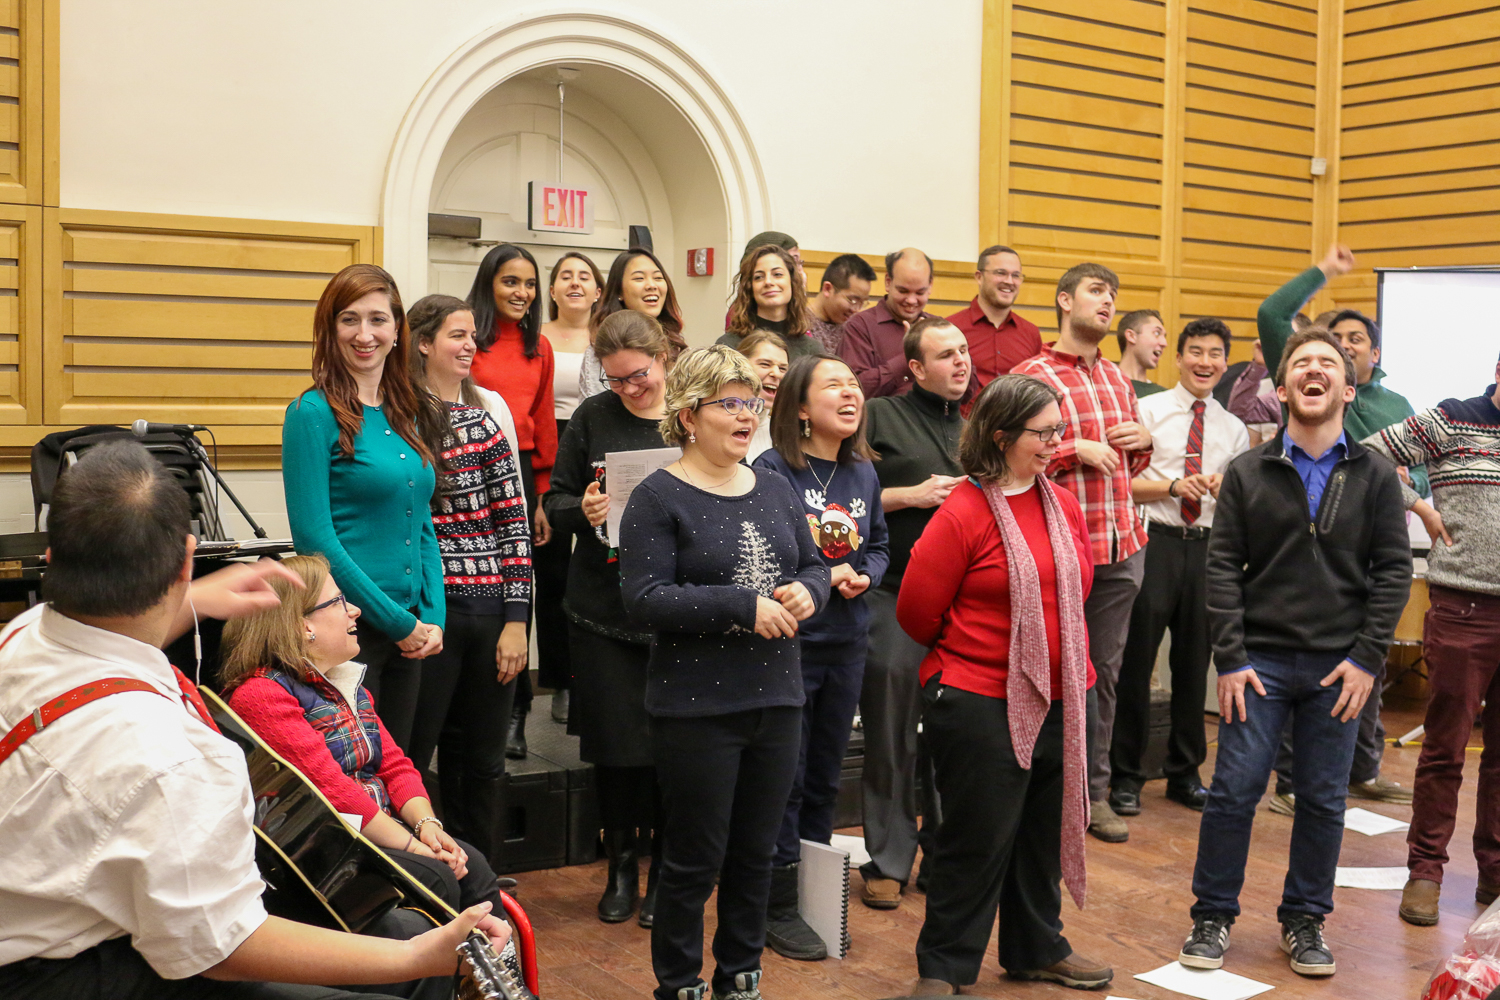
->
[434,403,533,621]
[1364,386,1500,596]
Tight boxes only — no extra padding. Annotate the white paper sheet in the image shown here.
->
[1335,866,1409,889]
[603,447,681,546]
[829,833,872,867]
[1107,996,1146,1000]
[1343,806,1410,837]
[1136,963,1273,1000]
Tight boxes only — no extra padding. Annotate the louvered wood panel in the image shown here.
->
[45,210,377,428]
[0,0,46,205]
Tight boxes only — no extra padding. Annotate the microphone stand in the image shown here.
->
[174,429,269,539]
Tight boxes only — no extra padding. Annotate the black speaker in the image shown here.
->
[628,225,653,253]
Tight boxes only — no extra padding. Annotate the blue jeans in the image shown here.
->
[1191,649,1360,924]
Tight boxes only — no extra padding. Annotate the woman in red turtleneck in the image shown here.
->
[466,243,555,755]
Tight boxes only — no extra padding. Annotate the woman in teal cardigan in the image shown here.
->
[283,263,451,750]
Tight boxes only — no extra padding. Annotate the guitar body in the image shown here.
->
[201,688,539,998]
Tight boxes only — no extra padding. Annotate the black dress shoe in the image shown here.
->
[1109,787,1142,816]
[1166,780,1209,811]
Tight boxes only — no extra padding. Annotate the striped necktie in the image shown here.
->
[1182,399,1206,525]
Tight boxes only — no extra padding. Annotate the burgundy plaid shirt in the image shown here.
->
[1012,345,1152,565]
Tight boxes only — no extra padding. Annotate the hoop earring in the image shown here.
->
[801,419,811,439]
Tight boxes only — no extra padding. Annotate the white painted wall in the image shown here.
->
[60,0,983,261]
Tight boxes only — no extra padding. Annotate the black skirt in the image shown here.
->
[567,624,653,767]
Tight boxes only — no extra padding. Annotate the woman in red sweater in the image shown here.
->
[896,374,1110,994]
[466,243,555,755]
[221,553,508,926]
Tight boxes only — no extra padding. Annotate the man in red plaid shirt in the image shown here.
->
[1013,263,1154,843]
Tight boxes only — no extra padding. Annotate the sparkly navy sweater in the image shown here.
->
[619,468,831,718]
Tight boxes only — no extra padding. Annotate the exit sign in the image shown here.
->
[528,181,594,234]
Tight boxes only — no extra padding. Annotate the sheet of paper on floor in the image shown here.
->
[1135,961,1274,1000]
[828,833,871,867]
[1343,806,1411,837]
[1335,866,1409,890]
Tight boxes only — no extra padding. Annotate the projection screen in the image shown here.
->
[1377,267,1500,413]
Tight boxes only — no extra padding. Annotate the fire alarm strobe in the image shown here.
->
[686,247,714,277]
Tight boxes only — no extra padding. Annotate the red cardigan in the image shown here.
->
[470,321,557,493]
[897,478,1095,700]
[228,675,428,826]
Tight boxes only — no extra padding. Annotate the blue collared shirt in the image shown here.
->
[1285,431,1348,516]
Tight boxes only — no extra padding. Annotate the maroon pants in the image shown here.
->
[1409,585,1500,883]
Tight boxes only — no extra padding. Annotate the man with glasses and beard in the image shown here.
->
[1178,330,1410,980]
[945,246,1042,400]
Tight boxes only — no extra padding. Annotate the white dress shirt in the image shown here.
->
[0,605,267,978]
[1136,382,1250,529]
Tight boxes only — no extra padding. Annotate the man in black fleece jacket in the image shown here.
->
[1178,330,1411,980]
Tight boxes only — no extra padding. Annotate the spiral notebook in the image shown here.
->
[797,839,850,960]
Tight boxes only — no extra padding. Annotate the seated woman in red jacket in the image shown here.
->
[895,374,1109,995]
[221,553,505,925]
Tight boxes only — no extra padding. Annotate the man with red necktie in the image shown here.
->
[1110,319,1248,817]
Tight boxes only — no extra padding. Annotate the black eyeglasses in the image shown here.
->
[696,396,767,416]
[602,360,655,388]
[309,593,348,614]
[1019,421,1069,444]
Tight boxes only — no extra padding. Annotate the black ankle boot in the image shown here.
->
[505,705,528,760]
[639,839,662,929]
[764,863,827,960]
[598,829,639,922]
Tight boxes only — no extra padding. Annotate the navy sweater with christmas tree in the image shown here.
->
[433,403,532,621]
[619,468,831,718]
[751,450,889,646]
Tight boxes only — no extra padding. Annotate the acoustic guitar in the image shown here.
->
[199,687,539,1000]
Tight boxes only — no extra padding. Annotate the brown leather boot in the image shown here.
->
[1400,878,1440,926]
[1010,951,1113,989]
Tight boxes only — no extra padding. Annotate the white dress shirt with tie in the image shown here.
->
[1136,383,1250,529]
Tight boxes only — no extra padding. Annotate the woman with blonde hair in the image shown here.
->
[619,345,829,1000]
[222,554,508,946]
[716,245,819,360]
[282,264,448,751]
[544,309,674,928]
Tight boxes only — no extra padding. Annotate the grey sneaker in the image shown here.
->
[1179,915,1232,969]
[713,970,762,1000]
[1268,792,1296,816]
[1349,776,1413,804]
[677,983,707,1000]
[1281,915,1335,976]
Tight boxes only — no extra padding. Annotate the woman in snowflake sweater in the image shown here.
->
[750,352,888,960]
[620,346,830,1000]
[402,294,534,866]
[544,310,678,928]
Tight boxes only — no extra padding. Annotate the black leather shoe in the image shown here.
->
[505,706,528,760]
[1166,780,1209,811]
[1109,787,1142,816]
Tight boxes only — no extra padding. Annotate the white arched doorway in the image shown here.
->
[382,12,771,339]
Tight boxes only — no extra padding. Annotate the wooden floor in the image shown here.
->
[513,700,1483,999]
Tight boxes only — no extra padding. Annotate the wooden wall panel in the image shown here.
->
[0,0,47,206]
[40,210,377,440]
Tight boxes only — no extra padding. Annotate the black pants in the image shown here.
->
[0,937,403,1000]
[917,684,1071,985]
[597,763,661,832]
[356,616,421,754]
[1111,529,1211,792]
[532,418,573,693]
[775,638,865,865]
[651,706,801,1000]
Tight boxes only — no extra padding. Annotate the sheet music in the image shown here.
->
[604,447,681,546]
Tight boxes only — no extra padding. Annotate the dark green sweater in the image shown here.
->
[1257,266,1429,497]
[865,385,965,587]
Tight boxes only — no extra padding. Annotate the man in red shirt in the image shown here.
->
[1013,263,1153,844]
[946,245,1042,398]
[838,248,939,398]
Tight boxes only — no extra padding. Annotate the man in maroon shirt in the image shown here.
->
[946,245,1043,398]
[838,248,939,398]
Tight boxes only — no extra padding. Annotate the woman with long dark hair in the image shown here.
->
[544,310,675,929]
[282,264,448,749]
[466,243,554,756]
[534,252,604,725]
[751,353,888,960]
[579,247,688,397]
[716,245,819,360]
[897,374,1109,994]
[404,293,533,866]
[619,345,829,1000]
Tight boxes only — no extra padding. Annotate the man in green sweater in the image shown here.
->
[1257,244,1423,810]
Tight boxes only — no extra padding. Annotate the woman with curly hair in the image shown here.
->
[716,245,819,360]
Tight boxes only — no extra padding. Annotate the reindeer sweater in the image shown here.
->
[752,450,889,646]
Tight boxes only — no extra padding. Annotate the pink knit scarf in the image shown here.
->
[980,477,1090,909]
